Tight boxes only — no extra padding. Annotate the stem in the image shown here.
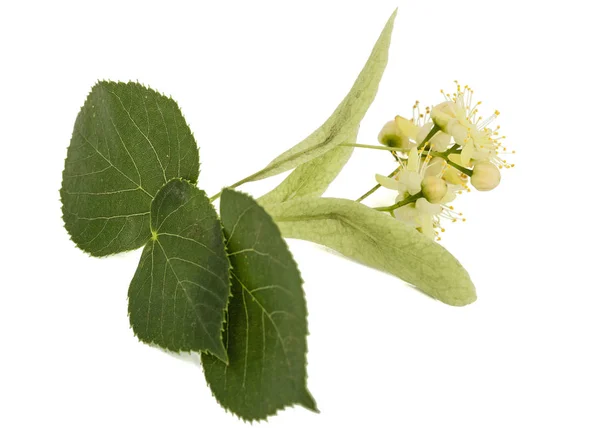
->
[417,124,441,150]
[355,165,402,203]
[354,124,442,206]
[420,144,472,176]
[445,144,461,155]
[446,159,473,176]
[341,143,399,152]
[208,172,262,202]
[375,191,422,212]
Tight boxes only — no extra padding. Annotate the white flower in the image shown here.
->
[431,82,512,168]
[375,147,463,240]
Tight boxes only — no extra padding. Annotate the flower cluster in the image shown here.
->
[374,82,513,240]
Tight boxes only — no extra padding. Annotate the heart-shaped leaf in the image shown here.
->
[128,179,229,362]
[61,81,199,256]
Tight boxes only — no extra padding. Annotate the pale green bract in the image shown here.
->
[237,10,396,185]
[61,81,199,256]
[258,132,356,205]
[264,197,477,306]
[128,179,230,362]
[202,189,316,421]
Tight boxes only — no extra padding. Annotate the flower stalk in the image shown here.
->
[356,165,402,202]
[375,191,422,212]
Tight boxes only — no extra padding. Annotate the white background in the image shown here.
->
[1,1,599,427]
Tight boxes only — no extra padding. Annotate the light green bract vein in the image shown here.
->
[61,81,199,256]
[202,189,317,421]
[237,9,396,184]
[264,197,477,307]
[128,179,229,362]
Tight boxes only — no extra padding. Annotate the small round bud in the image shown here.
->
[421,176,448,204]
[471,162,501,191]
[430,101,457,133]
[378,120,409,149]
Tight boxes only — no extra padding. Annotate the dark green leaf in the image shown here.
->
[128,179,229,362]
[61,81,199,256]
[202,189,316,421]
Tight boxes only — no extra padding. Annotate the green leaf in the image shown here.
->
[128,179,229,362]
[264,197,476,307]
[61,81,199,256]
[202,189,316,421]
[257,132,356,205]
[240,10,396,184]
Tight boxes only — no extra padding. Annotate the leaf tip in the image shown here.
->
[299,389,319,414]
[211,345,229,365]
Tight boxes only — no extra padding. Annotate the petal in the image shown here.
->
[431,132,452,152]
[395,115,420,140]
[418,213,435,239]
[416,197,443,215]
[407,171,422,195]
[461,141,475,165]
[416,122,434,145]
[375,174,399,190]
[425,157,446,177]
[443,167,467,185]
[394,204,418,226]
[450,122,469,145]
[395,185,409,199]
[407,147,419,171]
[441,189,457,204]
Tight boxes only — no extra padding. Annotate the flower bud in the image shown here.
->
[377,120,411,150]
[421,176,448,204]
[430,101,457,133]
[471,162,501,191]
